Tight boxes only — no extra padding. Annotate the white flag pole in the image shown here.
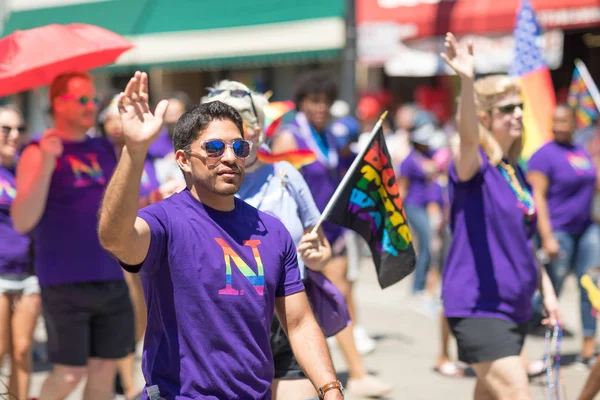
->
[311,110,388,235]
[575,59,600,114]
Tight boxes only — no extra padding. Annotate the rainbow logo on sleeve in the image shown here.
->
[0,179,16,204]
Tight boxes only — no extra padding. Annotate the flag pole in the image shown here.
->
[311,110,389,235]
[575,59,600,114]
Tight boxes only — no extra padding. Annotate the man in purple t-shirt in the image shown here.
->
[98,72,344,400]
[11,73,134,399]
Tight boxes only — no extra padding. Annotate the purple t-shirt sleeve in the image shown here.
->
[528,146,552,177]
[448,148,489,186]
[276,228,305,297]
[137,203,168,275]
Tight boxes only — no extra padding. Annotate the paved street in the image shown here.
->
[4,256,597,399]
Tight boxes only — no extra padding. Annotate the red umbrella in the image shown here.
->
[0,23,134,97]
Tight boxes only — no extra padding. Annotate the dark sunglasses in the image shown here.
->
[208,89,259,124]
[496,102,524,114]
[60,94,100,106]
[1,125,26,135]
[186,139,252,159]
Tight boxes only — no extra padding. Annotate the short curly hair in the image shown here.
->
[293,70,338,111]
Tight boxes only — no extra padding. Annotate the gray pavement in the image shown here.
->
[4,257,597,399]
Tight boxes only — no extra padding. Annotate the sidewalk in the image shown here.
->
[333,257,591,400]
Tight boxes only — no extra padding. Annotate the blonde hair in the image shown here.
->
[472,75,523,165]
[201,80,265,128]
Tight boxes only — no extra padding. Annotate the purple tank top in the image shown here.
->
[31,137,124,287]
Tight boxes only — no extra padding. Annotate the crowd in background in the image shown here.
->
[2,55,600,398]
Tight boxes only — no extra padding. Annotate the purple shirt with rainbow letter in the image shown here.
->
[135,190,304,399]
[30,136,124,287]
[0,166,31,275]
[442,149,539,324]
[528,141,597,234]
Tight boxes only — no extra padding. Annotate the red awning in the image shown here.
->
[357,0,600,40]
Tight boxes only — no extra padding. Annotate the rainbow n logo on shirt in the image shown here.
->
[0,179,16,203]
[66,154,106,187]
[566,152,592,173]
[215,238,264,296]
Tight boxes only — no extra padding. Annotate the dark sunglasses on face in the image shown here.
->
[60,94,100,106]
[208,89,259,123]
[496,102,524,115]
[1,125,26,136]
[186,139,252,159]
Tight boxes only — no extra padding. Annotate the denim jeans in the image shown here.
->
[546,224,600,338]
[405,205,431,294]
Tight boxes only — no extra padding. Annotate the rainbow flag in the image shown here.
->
[263,101,295,138]
[568,61,600,130]
[324,125,416,289]
[256,148,317,169]
[509,0,556,160]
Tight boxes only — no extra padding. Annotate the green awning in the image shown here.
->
[1,0,148,36]
[2,0,346,69]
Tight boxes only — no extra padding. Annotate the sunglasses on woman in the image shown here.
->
[496,102,524,115]
[208,89,259,123]
[1,125,26,136]
[185,139,252,159]
[60,94,100,106]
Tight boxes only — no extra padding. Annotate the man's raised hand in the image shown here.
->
[118,71,169,150]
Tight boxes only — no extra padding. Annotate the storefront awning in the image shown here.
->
[382,30,564,77]
[358,0,600,41]
[1,0,346,70]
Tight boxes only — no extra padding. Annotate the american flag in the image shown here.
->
[508,0,555,160]
[510,0,546,77]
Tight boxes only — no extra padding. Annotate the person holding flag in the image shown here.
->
[200,80,340,400]
[98,71,344,399]
[439,33,560,399]
[270,70,392,397]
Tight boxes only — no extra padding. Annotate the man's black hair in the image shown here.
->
[173,101,244,151]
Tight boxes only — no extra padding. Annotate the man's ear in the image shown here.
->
[175,149,192,173]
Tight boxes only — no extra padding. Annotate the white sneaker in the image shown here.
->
[353,325,376,355]
[347,375,392,397]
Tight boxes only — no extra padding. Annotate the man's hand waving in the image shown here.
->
[118,71,169,152]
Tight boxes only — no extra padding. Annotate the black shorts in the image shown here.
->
[270,317,306,380]
[41,280,135,366]
[448,317,527,365]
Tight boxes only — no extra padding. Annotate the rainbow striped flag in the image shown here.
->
[256,148,317,169]
[509,0,556,160]
[263,101,296,138]
[568,61,600,130]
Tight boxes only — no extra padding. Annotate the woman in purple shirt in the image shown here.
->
[440,33,560,399]
[0,105,42,399]
[528,104,600,367]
